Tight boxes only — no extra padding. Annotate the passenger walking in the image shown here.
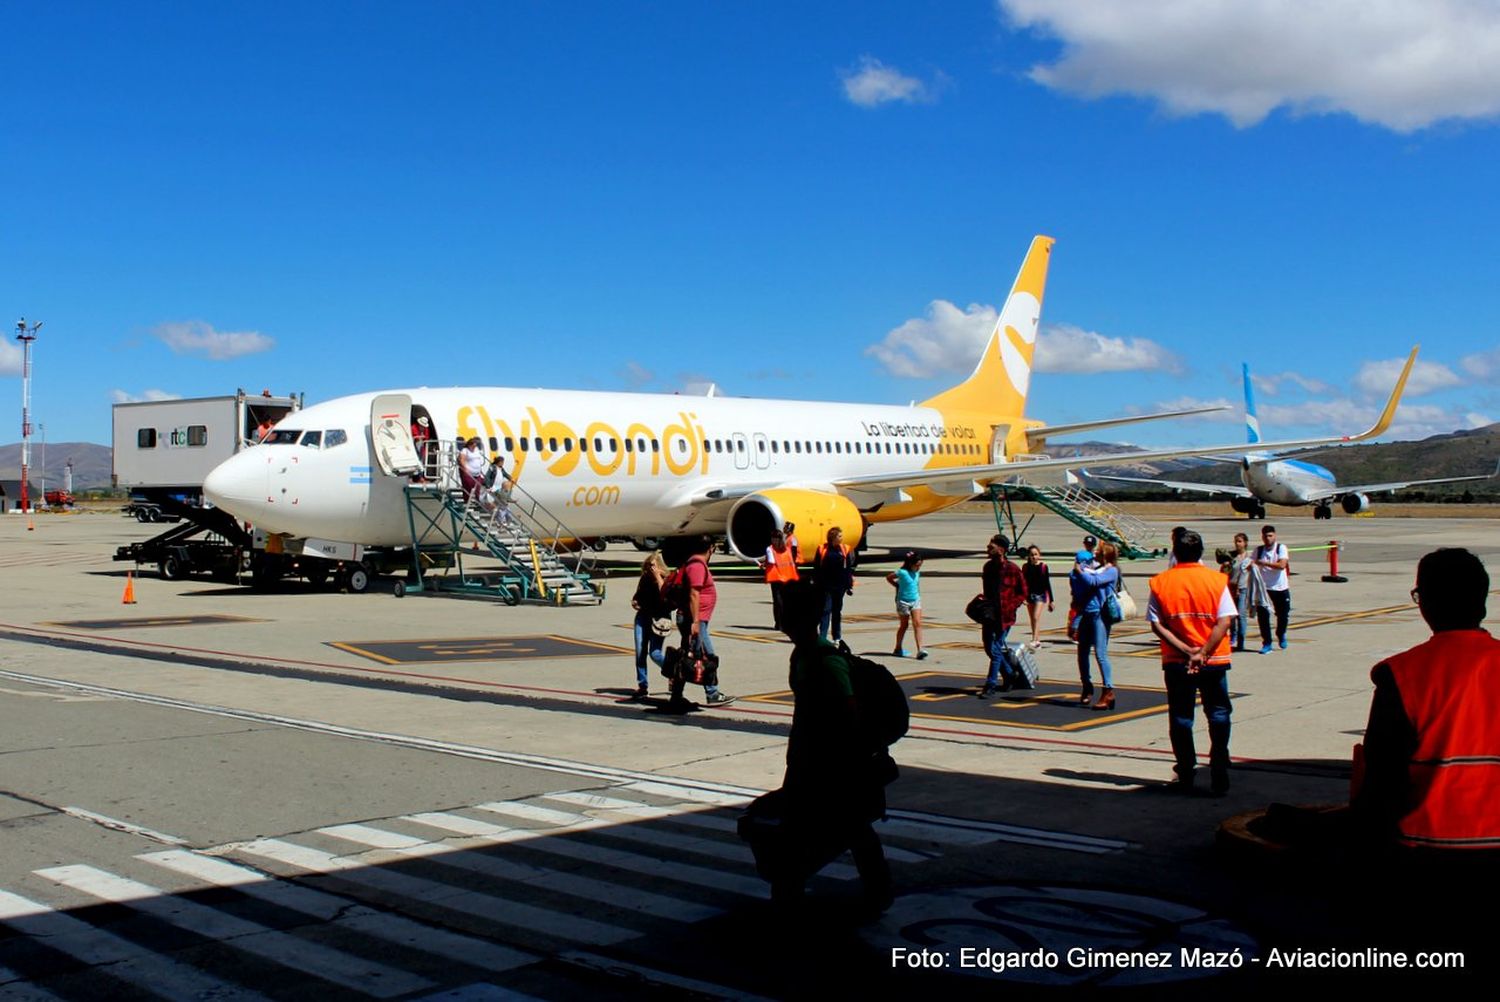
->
[764,580,894,913]
[886,551,927,659]
[1352,548,1500,848]
[668,536,735,709]
[1227,532,1266,652]
[1022,545,1054,648]
[410,416,432,481]
[815,527,855,643]
[630,553,670,700]
[1254,525,1292,652]
[1074,541,1122,710]
[978,534,1027,698]
[459,436,487,500]
[759,529,800,631]
[1148,530,1237,794]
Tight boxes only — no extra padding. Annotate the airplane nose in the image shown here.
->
[203,452,263,515]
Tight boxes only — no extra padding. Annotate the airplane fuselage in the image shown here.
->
[204,386,1014,548]
[1241,457,1337,506]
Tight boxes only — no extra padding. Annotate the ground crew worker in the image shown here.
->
[1148,529,1237,794]
[1352,548,1500,849]
[760,529,800,632]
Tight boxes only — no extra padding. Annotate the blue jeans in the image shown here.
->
[1163,667,1232,777]
[819,591,845,642]
[1075,611,1113,688]
[1232,590,1249,649]
[671,618,720,699]
[633,610,665,686]
[982,623,1012,687]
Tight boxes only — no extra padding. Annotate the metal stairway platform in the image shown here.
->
[989,481,1163,559]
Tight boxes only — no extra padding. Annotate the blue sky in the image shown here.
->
[3,0,1498,448]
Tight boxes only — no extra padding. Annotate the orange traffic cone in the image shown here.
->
[122,571,137,605]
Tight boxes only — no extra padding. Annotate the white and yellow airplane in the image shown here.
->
[202,236,1416,560]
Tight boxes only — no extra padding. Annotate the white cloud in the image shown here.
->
[1353,357,1462,397]
[865,300,995,378]
[1035,322,1184,374]
[618,361,654,388]
[154,321,274,360]
[1461,345,1500,381]
[111,389,182,404]
[0,339,21,376]
[1000,0,1500,132]
[1464,411,1496,428]
[1146,395,1242,422]
[841,56,937,107]
[1250,370,1334,397]
[865,304,1182,378]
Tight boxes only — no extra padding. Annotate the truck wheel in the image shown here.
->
[160,555,187,581]
[392,580,406,598]
[503,585,521,606]
[344,566,370,594]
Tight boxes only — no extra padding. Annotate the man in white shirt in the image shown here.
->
[1253,525,1292,654]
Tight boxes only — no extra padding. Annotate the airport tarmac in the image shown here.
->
[1,506,1494,996]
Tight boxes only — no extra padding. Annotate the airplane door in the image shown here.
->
[752,433,771,470]
[731,433,750,470]
[371,394,421,476]
[989,424,1011,464]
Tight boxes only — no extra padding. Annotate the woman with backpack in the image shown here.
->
[1074,541,1122,710]
[629,552,670,700]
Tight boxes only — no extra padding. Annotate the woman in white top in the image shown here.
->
[459,437,487,499]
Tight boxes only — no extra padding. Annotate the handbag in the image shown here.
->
[964,593,997,624]
[1102,591,1123,625]
[1117,589,1138,621]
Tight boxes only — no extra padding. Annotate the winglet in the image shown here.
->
[1243,363,1261,445]
[1349,345,1418,442]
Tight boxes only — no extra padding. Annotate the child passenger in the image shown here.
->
[886,551,928,659]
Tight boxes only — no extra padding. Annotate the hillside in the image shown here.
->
[0,442,114,490]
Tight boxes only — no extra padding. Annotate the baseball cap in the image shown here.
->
[1082,534,1097,547]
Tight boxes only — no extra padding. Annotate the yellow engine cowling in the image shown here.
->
[726,489,864,561]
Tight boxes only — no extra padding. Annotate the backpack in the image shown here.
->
[844,650,910,749]
[660,558,700,612]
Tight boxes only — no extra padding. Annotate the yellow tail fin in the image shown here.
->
[921,235,1054,417]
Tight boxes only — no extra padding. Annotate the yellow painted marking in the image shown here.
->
[328,642,402,665]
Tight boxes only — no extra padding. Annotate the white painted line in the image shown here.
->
[320,823,719,924]
[137,850,536,974]
[406,812,511,837]
[413,984,546,1001]
[616,781,754,807]
[233,839,636,946]
[0,889,270,1002]
[472,802,587,827]
[35,866,432,998]
[541,791,680,817]
[59,807,188,846]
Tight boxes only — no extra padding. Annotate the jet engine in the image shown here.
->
[726,489,864,560]
[1340,493,1370,514]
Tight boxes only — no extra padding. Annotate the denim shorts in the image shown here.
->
[1028,593,1048,604]
[896,599,920,616]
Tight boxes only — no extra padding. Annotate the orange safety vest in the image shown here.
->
[764,545,799,583]
[1384,629,1500,849]
[1148,562,1232,666]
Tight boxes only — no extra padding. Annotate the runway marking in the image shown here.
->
[137,850,537,973]
[329,634,629,665]
[45,614,265,630]
[37,865,434,997]
[0,888,272,1002]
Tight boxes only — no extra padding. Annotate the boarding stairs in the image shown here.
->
[401,444,604,605]
[989,479,1163,560]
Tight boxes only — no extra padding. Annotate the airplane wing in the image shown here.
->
[1300,465,1499,503]
[1023,404,1231,446]
[832,346,1420,496]
[1082,471,1253,498]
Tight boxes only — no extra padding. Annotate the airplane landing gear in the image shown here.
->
[1313,504,1332,520]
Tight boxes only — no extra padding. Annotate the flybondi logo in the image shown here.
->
[996,291,1040,397]
[456,405,708,481]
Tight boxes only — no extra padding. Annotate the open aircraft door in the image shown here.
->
[989,424,1011,464]
[371,394,421,476]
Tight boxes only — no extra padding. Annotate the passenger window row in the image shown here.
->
[479,431,985,461]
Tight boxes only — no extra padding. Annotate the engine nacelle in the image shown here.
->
[726,489,864,561]
[1340,493,1370,514]
[1230,497,1261,515]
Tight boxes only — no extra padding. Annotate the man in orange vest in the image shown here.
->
[760,529,800,632]
[1148,529,1237,794]
[1352,548,1500,849]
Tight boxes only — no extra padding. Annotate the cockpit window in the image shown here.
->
[324,429,348,448]
[266,429,301,445]
[300,431,323,449]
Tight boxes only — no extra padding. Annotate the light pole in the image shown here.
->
[15,318,42,524]
[40,422,46,502]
